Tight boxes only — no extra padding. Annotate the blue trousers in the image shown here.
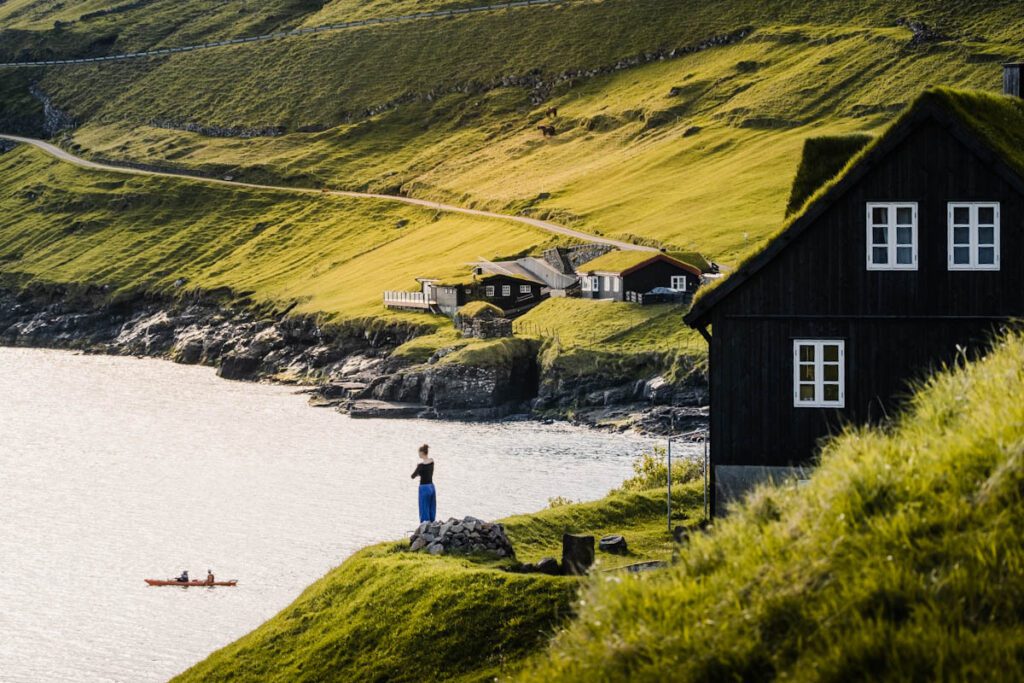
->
[418,483,437,522]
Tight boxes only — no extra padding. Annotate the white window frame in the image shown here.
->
[670,275,688,292]
[793,340,846,408]
[581,277,591,292]
[519,284,531,294]
[612,277,620,293]
[948,202,1000,271]
[589,276,599,292]
[603,276,611,291]
[484,285,495,297]
[866,202,918,271]
[501,285,511,297]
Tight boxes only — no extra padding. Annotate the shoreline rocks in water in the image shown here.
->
[409,516,515,558]
[0,286,708,436]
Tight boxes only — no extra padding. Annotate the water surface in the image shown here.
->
[0,348,662,682]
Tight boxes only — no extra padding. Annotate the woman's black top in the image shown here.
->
[411,461,434,485]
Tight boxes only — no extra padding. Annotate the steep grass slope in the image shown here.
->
[0,144,554,324]
[172,481,703,683]
[522,332,1024,681]
[3,0,1020,264]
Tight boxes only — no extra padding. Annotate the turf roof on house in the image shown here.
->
[687,87,1024,326]
[578,250,709,275]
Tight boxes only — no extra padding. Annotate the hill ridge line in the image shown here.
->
[0,0,573,69]
[0,133,652,251]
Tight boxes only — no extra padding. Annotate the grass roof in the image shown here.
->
[785,134,874,216]
[578,250,708,275]
[689,87,1024,322]
[458,301,503,319]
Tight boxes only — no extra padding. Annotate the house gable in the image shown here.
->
[687,88,1024,329]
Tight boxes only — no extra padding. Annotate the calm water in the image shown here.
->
[0,348,662,682]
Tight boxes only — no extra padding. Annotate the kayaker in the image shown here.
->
[411,444,436,523]
[176,570,189,583]
[206,570,215,586]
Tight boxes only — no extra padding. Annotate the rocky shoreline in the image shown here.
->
[0,286,707,436]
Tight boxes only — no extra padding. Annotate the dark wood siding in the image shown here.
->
[466,275,543,312]
[707,119,1024,475]
[623,261,700,295]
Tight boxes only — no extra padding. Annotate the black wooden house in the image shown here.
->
[578,251,708,302]
[686,82,1024,514]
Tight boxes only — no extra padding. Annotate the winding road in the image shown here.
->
[0,133,652,251]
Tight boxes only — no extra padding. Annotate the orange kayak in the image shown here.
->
[145,579,238,587]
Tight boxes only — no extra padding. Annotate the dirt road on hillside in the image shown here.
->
[0,134,653,252]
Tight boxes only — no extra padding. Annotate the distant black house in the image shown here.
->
[384,263,548,316]
[686,80,1024,514]
[577,251,709,303]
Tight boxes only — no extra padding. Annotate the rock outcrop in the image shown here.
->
[409,516,515,558]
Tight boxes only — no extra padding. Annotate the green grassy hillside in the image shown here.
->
[522,332,1024,681]
[0,144,554,326]
[172,480,703,683]
[3,0,1020,264]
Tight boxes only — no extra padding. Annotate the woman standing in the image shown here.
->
[411,444,436,523]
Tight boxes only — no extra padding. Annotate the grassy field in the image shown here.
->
[521,332,1024,681]
[172,468,705,683]
[0,145,556,326]
[1,0,1014,265]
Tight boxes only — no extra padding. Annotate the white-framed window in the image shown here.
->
[603,276,611,291]
[501,285,511,297]
[519,285,531,294]
[866,202,917,270]
[581,278,591,292]
[612,278,620,293]
[948,202,1000,270]
[793,340,845,408]
[589,276,599,292]
[485,286,495,297]
[670,275,688,292]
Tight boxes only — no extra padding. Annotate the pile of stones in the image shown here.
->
[409,516,515,558]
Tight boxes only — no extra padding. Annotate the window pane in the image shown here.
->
[896,226,912,245]
[872,226,887,245]
[823,364,839,382]
[978,247,995,265]
[953,247,970,264]
[823,384,840,402]
[823,345,839,362]
[953,206,970,224]
[896,206,912,224]
[799,345,815,362]
[896,247,913,265]
[872,247,888,264]
[872,206,888,224]
[978,226,995,245]
[953,226,970,245]
[799,385,816,401]
[799,365,815,382]
[978,206,995,224]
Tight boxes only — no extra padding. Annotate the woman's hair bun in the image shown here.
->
[419,444,430,454]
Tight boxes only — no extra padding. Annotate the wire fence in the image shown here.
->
[512,318,612,352]
[0,0,571,69]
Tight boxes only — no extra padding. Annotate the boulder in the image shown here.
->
[217,352,262,380]
[599,534,628,555]
[408,515,515,558]
[561,534,595,576]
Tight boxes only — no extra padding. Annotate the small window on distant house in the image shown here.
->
[793,340,845,408]
[581,278,591,292]
[520,285,531,294]
[670,276,688,291]
[501,285,511,297]
[603,276,611,291]
[866,203,917,270]
[485,286,495,297]
[589,276,600,291]
[464,288,472,295]
[948,202,1000,270]
[613,278,620,293]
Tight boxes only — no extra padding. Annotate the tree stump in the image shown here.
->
[561,534,595,575]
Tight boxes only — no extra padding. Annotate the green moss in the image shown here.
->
[522,332,1024,681]
[785,133,873,215]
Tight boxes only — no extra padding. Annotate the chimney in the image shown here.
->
[1004,63,1024,97]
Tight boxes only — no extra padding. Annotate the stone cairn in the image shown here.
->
[409,516,515,558]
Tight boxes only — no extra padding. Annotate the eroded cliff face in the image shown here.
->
[0,287,707,434]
